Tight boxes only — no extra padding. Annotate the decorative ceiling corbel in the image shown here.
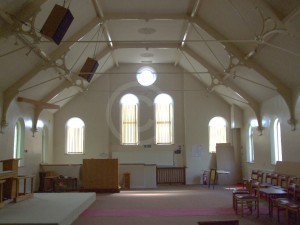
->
[16,97,60,137]
[193,16,296,132]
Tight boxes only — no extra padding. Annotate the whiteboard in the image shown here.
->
[112,150,173,166]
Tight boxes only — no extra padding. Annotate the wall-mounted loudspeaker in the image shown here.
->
[40,4,74,45]
[79,58,99,82]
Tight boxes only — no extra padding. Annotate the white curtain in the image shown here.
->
[209,126,226,153]
[122,104,138,144]
[67,126,84,153]
[155,103,173,144]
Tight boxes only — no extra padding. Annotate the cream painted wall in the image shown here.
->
[52,64,233,184]
[53,64,185,165]
[241,94,300,178]
[53,74,110,163]
[0,97,53,190]
[183,74,232,184]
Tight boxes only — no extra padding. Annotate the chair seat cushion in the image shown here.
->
[235,194,257,200]
[233,189,249,194]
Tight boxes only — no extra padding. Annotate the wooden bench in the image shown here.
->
[14,175,35,202]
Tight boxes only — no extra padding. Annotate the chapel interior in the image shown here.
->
[0,0,300,224]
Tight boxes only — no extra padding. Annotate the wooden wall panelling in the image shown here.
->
[82,159,119,192]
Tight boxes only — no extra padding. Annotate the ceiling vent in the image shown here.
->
[138,27,156,35]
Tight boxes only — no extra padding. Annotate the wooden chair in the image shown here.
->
[198,220,239,225]
[271,173,279,186]
[232,180,251,210]
[235,193,259,217]
[257,171,264,183]
[250,170,258,180]
[284,202,300,225]
[273,183,297,221]
[265,172,273,184]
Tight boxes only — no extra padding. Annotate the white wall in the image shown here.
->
[183,74,232,184]
[52,64,233,184]
[0,97,54,190]
[2,65,299,188]
[241,94,300,177]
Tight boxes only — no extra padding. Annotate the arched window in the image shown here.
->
[272,118,282,164]
[208,117,227,153]
[136,66,157,86]
[42,126,48,163]
[154,94,174,145]
[248,125,254,162]
[65,117,85,154]
[14,118,25,167]
[120,94,139,145]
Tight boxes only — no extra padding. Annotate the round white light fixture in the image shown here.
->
[136,67,157,86]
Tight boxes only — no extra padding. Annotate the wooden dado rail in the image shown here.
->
[156,167,186,184]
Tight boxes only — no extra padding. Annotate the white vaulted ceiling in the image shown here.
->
[0,0,299,131]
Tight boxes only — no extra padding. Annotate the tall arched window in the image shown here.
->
[209,117,227,153]
[42,126,48,163]
[154,94,174,145]
[66,117,85,154]
[272,118,282,164]
[121,94,139,145]
[248,125,254,162]
[14,118,25,167]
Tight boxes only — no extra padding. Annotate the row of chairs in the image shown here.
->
[246,170,298,190]
[271,183,300,224]
[235,169,300,224]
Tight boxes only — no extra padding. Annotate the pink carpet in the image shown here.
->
[81,207,261,217]
[81,206,270,218]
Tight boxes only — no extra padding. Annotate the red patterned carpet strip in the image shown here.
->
[81,207,269,218]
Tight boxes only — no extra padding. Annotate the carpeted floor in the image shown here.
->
[72,185,285,225]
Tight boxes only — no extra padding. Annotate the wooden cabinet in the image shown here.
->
[82,159,119,192]
[0,159,19,200]
[0,159,34,205]
[0,159,19,202]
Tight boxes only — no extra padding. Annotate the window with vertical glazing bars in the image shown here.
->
[66,117,85,154]
[155,94,174,145]
[121,94,139,145]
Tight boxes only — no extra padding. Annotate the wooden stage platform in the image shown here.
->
[0,192,96,225]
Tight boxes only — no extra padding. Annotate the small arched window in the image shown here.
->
[208,117,227,153]
[120,94,139,145]
[248,125,254,162]
[13,118,25,167]
[272,118,282,164]
[65,117,85,154]
[42,126,48,163]
[154,93,174,145]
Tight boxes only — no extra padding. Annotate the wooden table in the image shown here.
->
[205,169,230,189]
[257,187,287,216]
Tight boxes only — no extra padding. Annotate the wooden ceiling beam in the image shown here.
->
[192,17,296,130]
[1,18,101,131]
[17,97,60,109]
